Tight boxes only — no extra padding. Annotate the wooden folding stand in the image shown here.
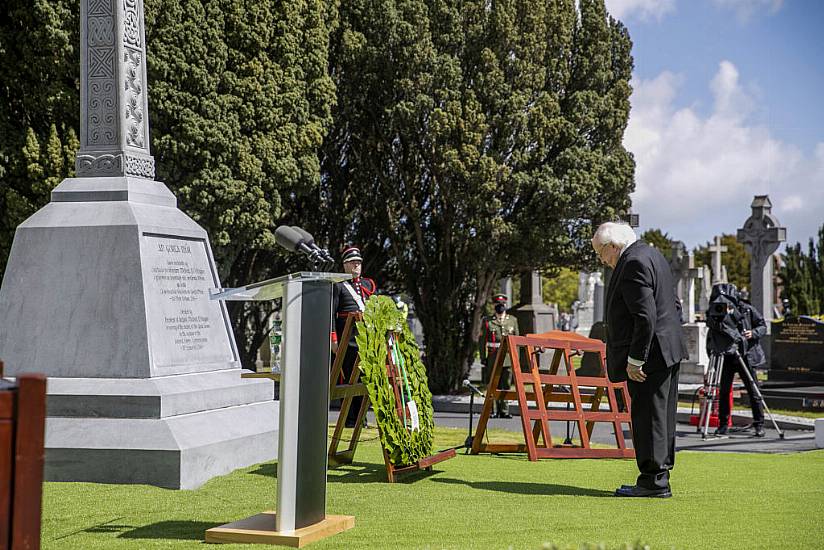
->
[327,313,371,468]
[471,332,634,459]
[327,315,454,482]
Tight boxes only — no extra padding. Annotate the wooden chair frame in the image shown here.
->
[470,333,634,459]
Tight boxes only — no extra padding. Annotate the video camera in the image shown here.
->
[706,283,745,355]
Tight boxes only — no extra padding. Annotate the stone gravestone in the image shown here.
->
[699,265,712,315]
[511,271,557,335]
[668,241,701,323]
[574,271,600,336]
[708,235,728,284]
[680,323,709,384]
[737,195,786,329]
[770,316,824,383]
[511,271,557,369]
[669,242,708,383]
[0,0,276,489]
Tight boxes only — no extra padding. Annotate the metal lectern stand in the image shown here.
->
[205,272,355,547]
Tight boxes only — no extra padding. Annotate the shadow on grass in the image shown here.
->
[432,477,614,497]
[249,462,278,478]
[118,521,218,541]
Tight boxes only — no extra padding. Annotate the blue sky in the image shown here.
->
[606,0,824,251]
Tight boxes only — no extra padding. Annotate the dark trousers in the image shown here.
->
[718,354,764,428]
[496,366,511,415]
[339,344,362,425]
[627,363,680,490]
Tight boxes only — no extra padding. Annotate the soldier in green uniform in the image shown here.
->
[479,293,520,418]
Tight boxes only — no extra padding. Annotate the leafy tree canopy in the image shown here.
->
[320,0,635,391]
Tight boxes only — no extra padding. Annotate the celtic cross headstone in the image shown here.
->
[737,195,786,326]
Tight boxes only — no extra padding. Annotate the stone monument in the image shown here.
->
[668,241,702,323]
[699,265,712,314]
[0,0,277,489]
[512,271,557,335]
[574,271,600,336]
[708,235,728,284]
[737,195,786,329]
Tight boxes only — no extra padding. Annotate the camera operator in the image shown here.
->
[705,284,766,437]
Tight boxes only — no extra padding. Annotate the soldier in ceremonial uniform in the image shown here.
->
[479,293,519,418]
[332,246,377,427]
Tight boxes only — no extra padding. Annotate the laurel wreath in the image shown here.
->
[355,295,434,465]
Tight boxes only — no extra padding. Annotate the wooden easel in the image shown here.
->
[328,315,455,481]
[471,331,634,459]
[327,313,371,467]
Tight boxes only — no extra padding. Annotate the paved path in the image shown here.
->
[329,410,819,454]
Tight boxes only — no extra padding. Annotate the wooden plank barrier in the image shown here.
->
[470,332,634,460]
[0,362,47,550]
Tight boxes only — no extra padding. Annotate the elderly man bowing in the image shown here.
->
[592,222,688,498]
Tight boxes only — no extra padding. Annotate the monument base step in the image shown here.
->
[45,369,273,418]
[679,361,706,384]
[45,400,278,489]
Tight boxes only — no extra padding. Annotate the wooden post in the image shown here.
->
[0,371,47,550]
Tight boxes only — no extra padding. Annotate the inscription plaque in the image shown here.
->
[142,234,235,368]
[770,316,824,383]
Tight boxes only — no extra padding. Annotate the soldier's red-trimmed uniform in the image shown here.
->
[332,246,376,427]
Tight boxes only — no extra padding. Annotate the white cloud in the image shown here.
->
[627,61,824,251]
[605,0,675,21]
[711,0,784,23]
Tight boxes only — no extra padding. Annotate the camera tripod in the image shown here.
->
[699,349,784,440]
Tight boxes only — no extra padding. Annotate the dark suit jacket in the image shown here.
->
[605,241,689,382]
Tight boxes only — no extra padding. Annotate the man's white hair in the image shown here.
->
[592,222,637,249]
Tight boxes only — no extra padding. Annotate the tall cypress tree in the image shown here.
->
[0,0,80,280]
[322,0,635,391]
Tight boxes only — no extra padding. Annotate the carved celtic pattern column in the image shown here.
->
[76,0,155,179]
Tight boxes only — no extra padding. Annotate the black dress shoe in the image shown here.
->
[614,485,672,498]
[714,425,728,436]
[753,425,766,437]
[498,412,513,419]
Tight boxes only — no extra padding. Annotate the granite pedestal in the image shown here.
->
[0,179,277,489]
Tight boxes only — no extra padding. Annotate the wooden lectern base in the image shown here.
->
[205,512,354,547]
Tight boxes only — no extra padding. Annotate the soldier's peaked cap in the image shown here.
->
[342,246,362,263]
[492,293,508,303]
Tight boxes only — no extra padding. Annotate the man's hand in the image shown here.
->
[627,363,646,382]
[743,329,753,339]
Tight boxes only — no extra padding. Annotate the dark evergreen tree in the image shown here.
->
[0,0,80,280]
[144,0,336,365]
[779,224,824,315]
[641,228,676,257]
[322,0,635,391]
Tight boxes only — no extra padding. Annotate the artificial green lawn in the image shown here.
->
[42,426,823,550]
